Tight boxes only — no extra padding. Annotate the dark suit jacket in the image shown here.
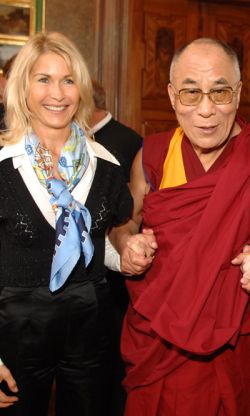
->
[0,103,5,130]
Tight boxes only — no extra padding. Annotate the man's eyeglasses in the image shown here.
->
[171,83,239,106]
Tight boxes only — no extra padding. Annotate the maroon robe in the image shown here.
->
[122,119,250,415]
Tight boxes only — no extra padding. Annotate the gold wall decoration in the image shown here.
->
[0,0,45,72]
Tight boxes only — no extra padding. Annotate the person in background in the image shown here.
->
[0,31,135,416]
[0,74,6,102]
[0,54,17,130]
[0,74,6,129]
[114,38,250,415]
[2,54,17,80]
[91,79,142,182]
[90,79,142,416]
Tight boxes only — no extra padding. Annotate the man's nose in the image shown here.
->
[197,93,216,117]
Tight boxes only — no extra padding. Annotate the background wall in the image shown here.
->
[44,0,129,124]
[45,0,98,77]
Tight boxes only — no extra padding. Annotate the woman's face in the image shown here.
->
[27,52,80,138]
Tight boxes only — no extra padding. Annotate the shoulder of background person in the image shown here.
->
[94,118,143,181]
[94,116,142,160]
[0,102,6,131]
[104,117,143,142]
[0,102,5,116]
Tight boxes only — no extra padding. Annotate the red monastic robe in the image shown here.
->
[122,119,250,416]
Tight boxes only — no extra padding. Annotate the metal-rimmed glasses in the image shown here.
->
[170,82,240,106]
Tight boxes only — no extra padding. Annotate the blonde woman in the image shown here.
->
[0,31,133,416]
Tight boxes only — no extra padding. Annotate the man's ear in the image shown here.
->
[168,83,175,110]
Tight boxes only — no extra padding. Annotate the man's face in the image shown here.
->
[168,43,242,156]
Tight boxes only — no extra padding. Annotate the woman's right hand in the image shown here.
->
[0,363,18,408]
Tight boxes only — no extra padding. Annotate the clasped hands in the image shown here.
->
[120,230,250,295]
[120,228,158,275]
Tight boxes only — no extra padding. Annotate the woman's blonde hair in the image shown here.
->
[1,31,94,145]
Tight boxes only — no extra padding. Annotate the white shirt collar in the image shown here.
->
[0,137,26,168]
[0,134,120,167]
[0,134,120,229]
[86,137,119,165]
[90,111,112,135]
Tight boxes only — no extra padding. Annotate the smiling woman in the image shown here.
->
[2,31,94,145]
[27,52,80,150]
[0,31,133,416]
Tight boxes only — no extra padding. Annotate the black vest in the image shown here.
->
[0,157,132,287]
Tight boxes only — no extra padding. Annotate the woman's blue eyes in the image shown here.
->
[38,77,49,83]
[64,78,74,85]
[38,78,74,84]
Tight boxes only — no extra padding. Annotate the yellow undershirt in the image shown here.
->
[159,127,187,189]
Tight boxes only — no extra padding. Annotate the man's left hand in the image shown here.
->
[232,244,250,293]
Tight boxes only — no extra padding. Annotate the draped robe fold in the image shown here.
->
[122,120,250,415]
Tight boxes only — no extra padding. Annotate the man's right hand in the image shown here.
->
[0,364,18,408]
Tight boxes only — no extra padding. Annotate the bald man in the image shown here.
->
[116,38,250,416]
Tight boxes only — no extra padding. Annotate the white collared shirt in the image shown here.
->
[89,111,112,136]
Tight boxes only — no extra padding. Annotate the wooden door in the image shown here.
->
[199,0,250,122]
[119,0,200,135]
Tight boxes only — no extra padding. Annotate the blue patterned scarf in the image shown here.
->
[25,122,94,292]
